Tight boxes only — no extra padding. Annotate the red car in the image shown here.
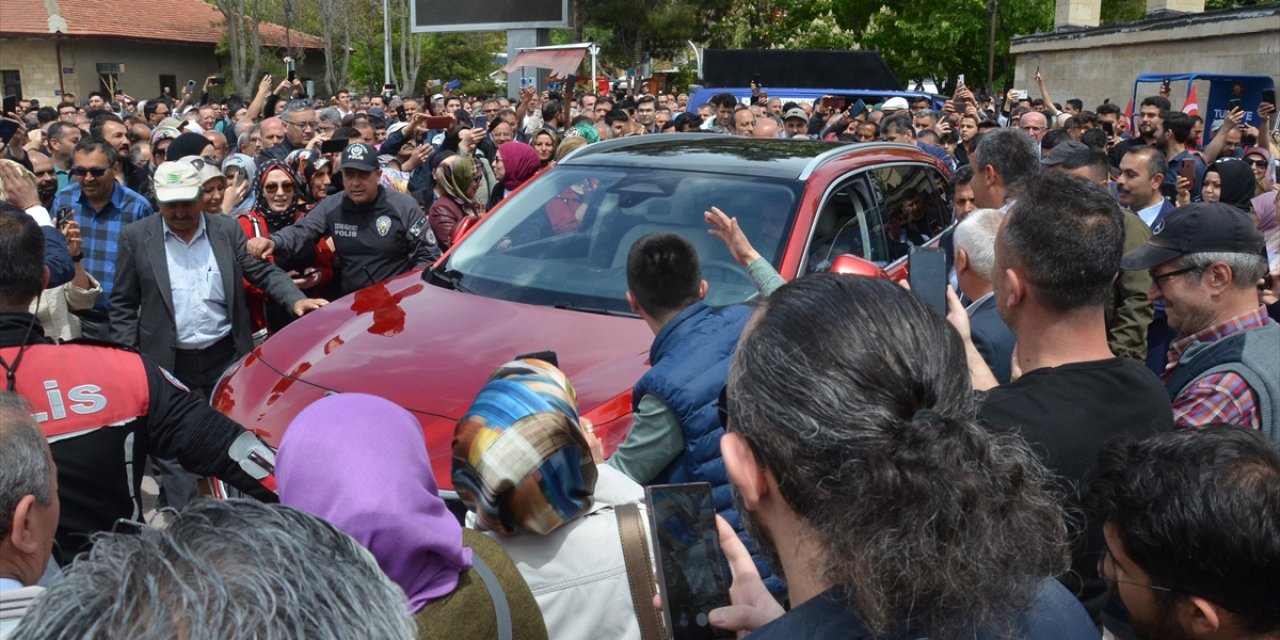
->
[212,135,953,495]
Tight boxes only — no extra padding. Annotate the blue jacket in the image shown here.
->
[632,300,783,593]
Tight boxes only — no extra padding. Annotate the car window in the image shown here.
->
[870,164,952,263]
[804,173,889,273]
[443,167,803,313]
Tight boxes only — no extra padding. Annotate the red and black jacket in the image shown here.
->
[0,310,276,560]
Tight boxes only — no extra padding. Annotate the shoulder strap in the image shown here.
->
[616,503,667,640]
[468,550,513,640]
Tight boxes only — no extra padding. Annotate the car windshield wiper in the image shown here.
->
[424,267,473,293]
[553,302,636,318]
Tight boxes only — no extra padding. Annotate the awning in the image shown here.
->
[502,44,590,79]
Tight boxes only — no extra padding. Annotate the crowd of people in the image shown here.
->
[0,68,1278,640]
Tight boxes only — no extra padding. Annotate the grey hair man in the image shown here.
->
[1120,202,1277,435]
[316,106,343,138]
[11,500,415,640]
[954,208,1016,384]
[969,128,1039,209]
[0,392,59,634]
[264,99,317,161]
[711,275,1094,638]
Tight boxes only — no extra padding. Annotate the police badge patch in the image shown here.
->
[375,215,392,237]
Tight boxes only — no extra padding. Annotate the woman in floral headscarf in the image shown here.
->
[235,159,334,334]
[427,154,483,251]
[285,148,334,204]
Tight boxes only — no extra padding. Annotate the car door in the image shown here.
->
[800,171,891,274]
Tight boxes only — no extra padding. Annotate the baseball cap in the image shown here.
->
[340,143,379,172]
[153,161,203,203]
[882,97,910,112]
[783,107,808,122]
[1040,140,1089,166]
[178,156,224,186]
[1120,202,1265,271]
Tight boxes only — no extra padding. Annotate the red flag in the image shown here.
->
[1181,85,1199,116]
[1124,98,1134,130]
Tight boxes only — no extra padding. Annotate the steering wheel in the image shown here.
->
[700,259,757,290]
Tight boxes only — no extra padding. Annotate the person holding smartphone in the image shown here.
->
[706,274,1096,638]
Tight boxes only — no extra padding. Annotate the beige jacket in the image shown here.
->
[28,273,102,342]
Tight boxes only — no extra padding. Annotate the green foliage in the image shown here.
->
[579,0,733,68]
[846,0,1053,92]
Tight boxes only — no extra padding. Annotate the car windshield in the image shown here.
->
[441,166,803,314]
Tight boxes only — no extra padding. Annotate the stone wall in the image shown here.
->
[1011,5,1278,112]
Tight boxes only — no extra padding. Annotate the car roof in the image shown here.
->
[558,134,927,180]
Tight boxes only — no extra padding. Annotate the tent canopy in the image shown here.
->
[502,43,591,79]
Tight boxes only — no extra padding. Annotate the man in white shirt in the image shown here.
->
[1116,146,1173,229]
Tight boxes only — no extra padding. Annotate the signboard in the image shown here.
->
[411,0,568,33]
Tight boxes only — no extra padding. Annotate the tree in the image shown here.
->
[315,0,353,96]
[837,0,1054,94]
[213,0,265,97]
[579,0,733,70]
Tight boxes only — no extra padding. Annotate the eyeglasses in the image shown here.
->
[286,120,320,130]
[264,182,295,194]
[1098,549,1175,594]
[1150,266,1198,289]
[70,166,110,177]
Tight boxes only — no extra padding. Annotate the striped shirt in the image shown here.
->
[1163,306,1269,429]
[51,182,155,311]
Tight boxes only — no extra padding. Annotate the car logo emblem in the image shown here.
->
[375,215,391,237]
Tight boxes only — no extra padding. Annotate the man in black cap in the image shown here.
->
[246,143,440,297]
[1121,202,1278,438]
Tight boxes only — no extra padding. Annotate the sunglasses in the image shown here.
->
[264,182,296,194]
[70,166,110,177]
[1245,158,1268,167]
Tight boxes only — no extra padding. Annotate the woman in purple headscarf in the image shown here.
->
[487,141,542,210]
[276,393,548,640]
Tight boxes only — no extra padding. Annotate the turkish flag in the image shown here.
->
[1181,85,1199,116]
[1125,98,1134,130]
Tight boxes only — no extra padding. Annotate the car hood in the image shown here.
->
[240,269,654,429]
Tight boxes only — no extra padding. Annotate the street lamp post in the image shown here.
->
[589,43,600,94]
[383,0,393,88]
[986,0,998,92]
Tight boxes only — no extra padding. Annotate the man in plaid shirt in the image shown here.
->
[50,139,154,339]
[1122,202,1279,438]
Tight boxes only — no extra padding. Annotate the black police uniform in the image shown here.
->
[269,186,440,297]
[0,310,277,560]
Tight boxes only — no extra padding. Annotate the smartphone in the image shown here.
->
[1228,97,1242,111]
[1161,78,1171,93]
[396,105,407,121]
[286,58,297,83]
[55,206,76,228]
[958,74,965,86]
[0,119,18,144]
[1017,89,1029,101]
[383,82,397,93]
[210,77,225,86]
[908,246,948,315]
[1180,157,1196,182]
[111,518,147,535]
[519,77,531,90]
[424,115,453,130]
[185,79,197,93]
[646,483,733,640]
[1264,89,1277,105]
[320,138,349,154]
[1,95,16,115]
[471,115,489,130]
[1100,120,1114,136]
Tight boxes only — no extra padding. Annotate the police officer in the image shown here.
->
[247,142,440,297]
[0,205,277,560]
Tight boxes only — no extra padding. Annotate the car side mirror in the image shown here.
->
[453,215,479,245]
[828,254,889,280]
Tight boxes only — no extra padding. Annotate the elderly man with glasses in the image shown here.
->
[263,99,318,162]
[1121,202,1278,435]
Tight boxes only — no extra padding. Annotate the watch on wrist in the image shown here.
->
[71,254,83,262]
